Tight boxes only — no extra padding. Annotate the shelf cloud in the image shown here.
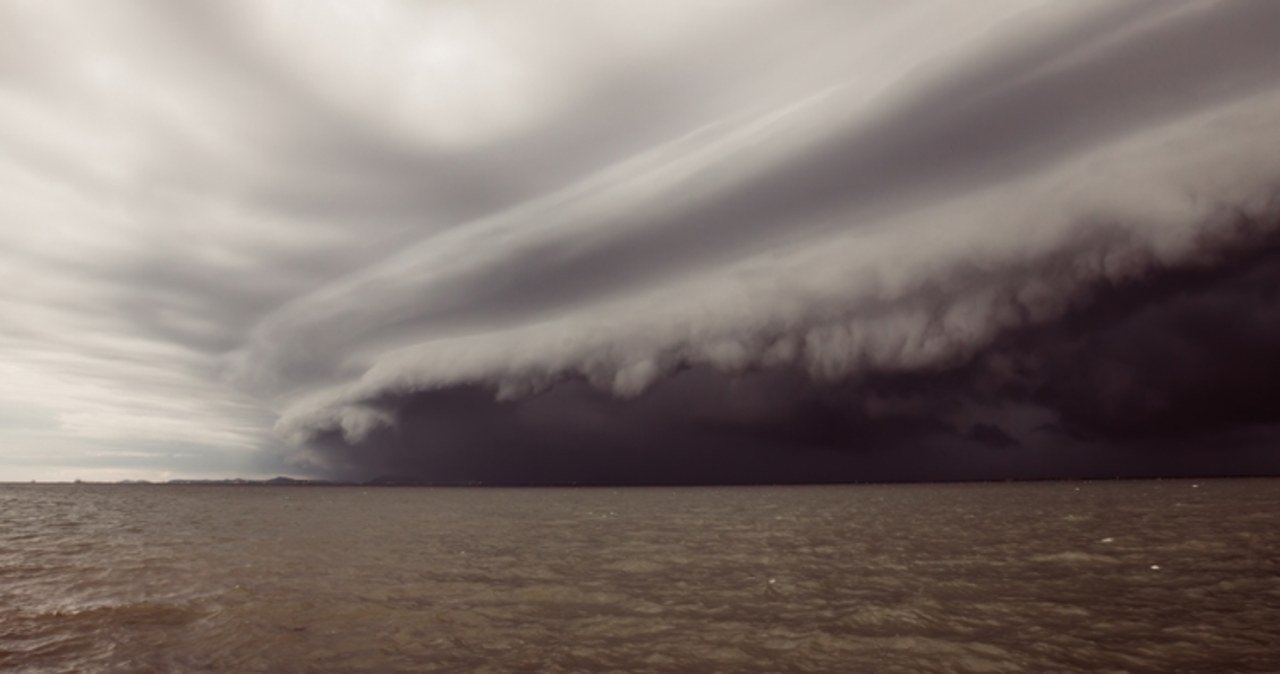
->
[3,1,1280,481]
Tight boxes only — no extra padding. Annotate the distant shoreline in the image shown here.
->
[2,475,1276,488]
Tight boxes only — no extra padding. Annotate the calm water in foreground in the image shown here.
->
[1,480,1278,673]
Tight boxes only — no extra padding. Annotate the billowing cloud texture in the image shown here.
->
[3,1,1280,482]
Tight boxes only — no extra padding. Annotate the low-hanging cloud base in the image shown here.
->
[261,1,1280,484]
[302,210,1280,484]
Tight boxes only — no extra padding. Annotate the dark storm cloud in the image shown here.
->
[4,1,1280,481]
[265,2,1280,481]
[308,219,1280,484]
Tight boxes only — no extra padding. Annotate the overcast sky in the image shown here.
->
[3,1,1280,482]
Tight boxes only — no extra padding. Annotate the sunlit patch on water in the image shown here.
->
[1,480,1278,672]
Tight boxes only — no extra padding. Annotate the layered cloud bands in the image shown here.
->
[5,1,1280,481]
[242,2,1280,480]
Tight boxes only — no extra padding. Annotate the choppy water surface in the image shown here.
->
[1,480,1278,673]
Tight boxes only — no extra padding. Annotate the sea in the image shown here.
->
[1,479,1277,673]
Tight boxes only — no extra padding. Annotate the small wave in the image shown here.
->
[41,602,202,628]
[1029,551,1119,565]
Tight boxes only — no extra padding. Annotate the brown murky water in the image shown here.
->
[2,480,1278,672]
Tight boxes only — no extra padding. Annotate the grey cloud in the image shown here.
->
[300,220,1280,484]
[266,92,1280,446]
[3,1,1280,481]
[249,1,1280,395]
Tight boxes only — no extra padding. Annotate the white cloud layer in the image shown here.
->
[2,0,1279,477]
